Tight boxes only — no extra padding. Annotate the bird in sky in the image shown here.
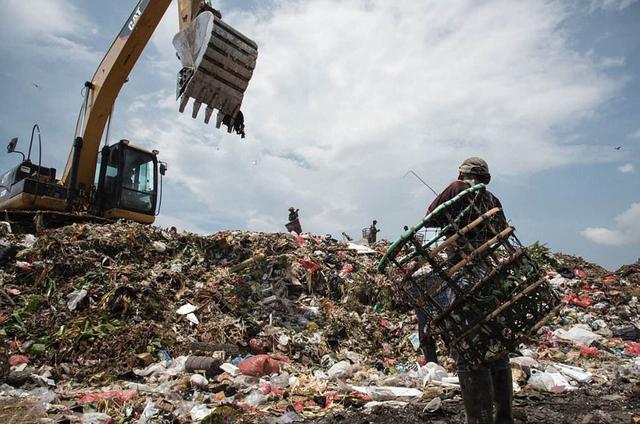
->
[614,146,622,150]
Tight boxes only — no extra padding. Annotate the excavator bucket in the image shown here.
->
[173,11,258,138]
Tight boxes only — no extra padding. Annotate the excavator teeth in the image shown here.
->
[204,107,214,124]
[173,10,257,133]
[192,100,202,119]
[179,95,189,113]
[215,111,224,129]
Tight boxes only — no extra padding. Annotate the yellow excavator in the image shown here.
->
[0,0,258,231]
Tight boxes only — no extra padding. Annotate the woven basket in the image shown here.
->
[379,184,561,366]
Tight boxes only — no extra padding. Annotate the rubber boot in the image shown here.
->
[420,334,438,364]
[491,366,514,424]
[458,368,494,424]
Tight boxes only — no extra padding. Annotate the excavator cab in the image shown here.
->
[94,140,159,224]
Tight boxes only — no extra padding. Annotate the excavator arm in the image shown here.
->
[61,0,257,208]
[61,0,172,194]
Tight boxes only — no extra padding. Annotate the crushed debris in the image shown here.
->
[1,223,639,422]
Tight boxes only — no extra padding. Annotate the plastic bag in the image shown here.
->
[553,325,602,346]
[79,389,137,404]
[190,404,213,421]
[351,385,423,400]
[190,374,208,389]
[421,362,448,385]
[138,401,159,424]
[238,354,281,377]
[244,390,268,407]
[551,363,592,384]
[67,288,88,311]
[152,241,167,252]
[510,356,539,368]
[327,361,353,380]
[82,413,116,424]
[527,369,573,393]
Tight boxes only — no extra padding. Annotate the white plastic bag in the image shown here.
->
[425,362,449,381]
[550,363,592,384]
[327,361,353,380]
[351,385,423,400]
[510,356,539,368]
[553,325,602,346]
[190,404,212,421]
[244,390,268,407]
[527,369,574,393]
[66,288,88,311]
[138,401,159,424]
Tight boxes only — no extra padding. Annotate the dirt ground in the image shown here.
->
[309,385,640,424]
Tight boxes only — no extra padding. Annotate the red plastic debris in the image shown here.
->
[574,269,587,279]
[603,274,617,284]
[625,342,640,356]
[293,400,305,412]
[562,293,593,308]
[8,355,29,366]
[78,389,137,404]
[325,393,337,408]
[578,345,599,357]
[249,338,272,354]
[238,354,282,377]
[339,263,354,275]
[258,382,272,394]
[300,260,321,273]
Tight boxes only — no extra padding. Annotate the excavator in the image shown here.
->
[0,0,258,232]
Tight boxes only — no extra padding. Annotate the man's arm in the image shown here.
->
[424,180,469,227]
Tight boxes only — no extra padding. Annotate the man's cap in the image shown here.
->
[459,157,490,176]
[289,207,295,211]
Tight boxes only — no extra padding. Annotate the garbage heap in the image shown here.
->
[0,223,639,423]
[511,246,640,395]
[0,222,412,380]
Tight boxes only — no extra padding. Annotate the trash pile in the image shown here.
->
[510,248,640,395]
[0,224,639,423]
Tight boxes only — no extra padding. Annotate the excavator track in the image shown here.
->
[0,210,114,234]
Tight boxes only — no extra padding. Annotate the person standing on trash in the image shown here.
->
[367,220,380,244]
[417,157,513,424]
[285,207,302,235]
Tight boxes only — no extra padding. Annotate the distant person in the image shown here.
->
[285,207,302,235]
[367,220,380,244]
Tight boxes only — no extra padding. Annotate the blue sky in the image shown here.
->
[0,0,638,270]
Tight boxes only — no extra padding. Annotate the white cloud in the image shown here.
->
[582,203,640,246]
[128,0,620,232]
[0,0,98,63]
[125,0,626,235]
[589,0,639,12]
[618,163,635,173]
[1,0,624,238]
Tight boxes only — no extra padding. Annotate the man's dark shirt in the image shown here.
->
[426,180,504,231]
